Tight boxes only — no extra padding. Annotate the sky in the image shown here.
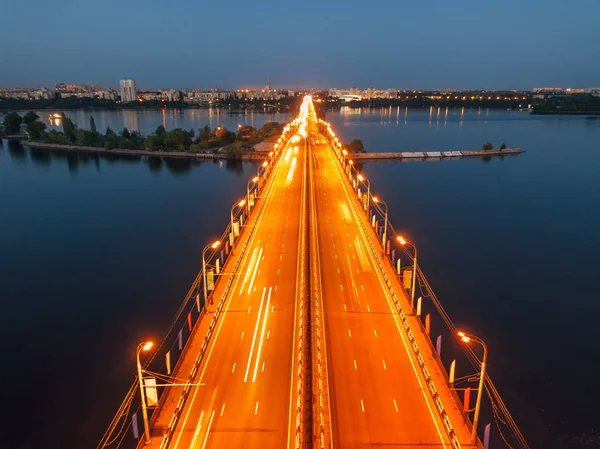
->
[1,0,599,90]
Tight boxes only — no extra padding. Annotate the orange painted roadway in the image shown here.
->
[143,99,476,449]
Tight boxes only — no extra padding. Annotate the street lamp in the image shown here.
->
[396,235,417,311]
[231,199,246,231]
[457,331,488,446]
[357,174,371,211]
[372,196,388,246]
[202,240,221,307]
[136,341,154,445]
[247,176,259,202]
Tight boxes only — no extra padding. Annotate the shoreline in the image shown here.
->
[15,140,269,160]
[11,140,525,161]
[348,147,524,160]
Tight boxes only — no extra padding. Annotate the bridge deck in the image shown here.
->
[142,97,476,449]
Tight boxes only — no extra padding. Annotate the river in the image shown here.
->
[1,107,599,449]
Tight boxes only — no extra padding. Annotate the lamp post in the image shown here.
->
[357,174,371,212]
[136,341,154,445]
[202,240,221,307]
[259,160,268,177]
[230,199,246,231]
[247,176,259,204]
[396,236,417,312]
[372,196,388,246]
[457,331,488,446]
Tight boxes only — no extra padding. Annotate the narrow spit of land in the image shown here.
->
[15,140,524,161]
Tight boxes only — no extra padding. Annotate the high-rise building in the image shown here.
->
[120,79,137,102]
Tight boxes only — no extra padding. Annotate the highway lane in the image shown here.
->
[310,131,451,448]
[154,137,306,449]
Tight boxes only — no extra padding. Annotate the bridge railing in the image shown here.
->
[97,120,300,449]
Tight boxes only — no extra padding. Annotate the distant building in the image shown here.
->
[161,89,180,102]
[584,87,600,97]
[120,79,137,103]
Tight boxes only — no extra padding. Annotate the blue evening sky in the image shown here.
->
[1,0,599,90]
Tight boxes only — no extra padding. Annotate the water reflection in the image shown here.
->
[123,110,140,133]
[6,141,27,162]
[30,148,52,166]
[225,159,244,175]
[147,156,162,173]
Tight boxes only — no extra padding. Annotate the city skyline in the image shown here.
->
[2,0,599,89]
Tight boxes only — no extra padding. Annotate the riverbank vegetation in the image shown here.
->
[532,94,600,114]
[345,139,366,153]
[16,112,283,156]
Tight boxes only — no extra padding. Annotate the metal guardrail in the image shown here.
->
[320,119,463,449]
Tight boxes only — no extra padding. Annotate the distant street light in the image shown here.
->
[357,174,371,211]
[457,331,488,445]
[396,236,417,311]
[231,199,246,231]
[372,196,388,246]
[247,176,259,202]
[136,341,154,445]
[202,240,221,307]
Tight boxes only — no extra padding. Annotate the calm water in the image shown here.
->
[2,108,599,449]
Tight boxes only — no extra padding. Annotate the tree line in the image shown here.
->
[2,111,283,156]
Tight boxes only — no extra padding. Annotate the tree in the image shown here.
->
[145,134,160,151]
[155,125,166,136]
[3,112,22,135]
[199,125,211,141]
[482,142,493,150]
[90,116,97,133]
[120,127,131,139]
[23,111,40,125]
[26,120,47,140]
[347,139,366,153]
[499,143,506,150]
[61,113,77,142]
[105,126,115,136]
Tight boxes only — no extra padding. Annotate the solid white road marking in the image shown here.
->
[373,329,378,337]
[348,329,352,337]
[366,305,371,312]
[394,399,399,412]
[220,403,226,416]
[200,410,216,449]
[247,247,264,295]
[255,401,259,415]
[241,332,244,340]
[354,360,357,370]
[252,287,272,382]
[382,360,387,370]
[245,287,267,382]
[232,363,236,373]
[360,399,365,412]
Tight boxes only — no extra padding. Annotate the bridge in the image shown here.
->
[103,96,495,449]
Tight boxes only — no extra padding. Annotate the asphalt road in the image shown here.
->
[146,98,472,449]
[155,136,306,449]
[310,131,452,448]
